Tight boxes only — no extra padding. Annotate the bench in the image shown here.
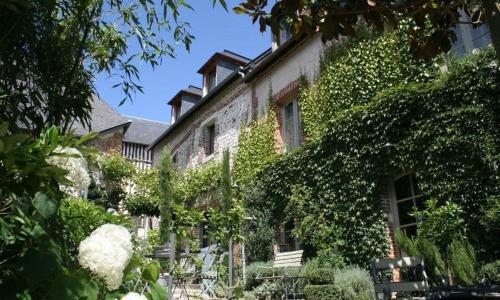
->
[257,250,305,299]
[371,256,430,300]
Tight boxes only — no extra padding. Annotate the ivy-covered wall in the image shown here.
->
[233,108,281,187]
[299,26,435,140]
[246,49,499,266]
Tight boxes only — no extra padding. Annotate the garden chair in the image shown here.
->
[196,244,218,298]
[371,256,430,300]
[256,250,305,299]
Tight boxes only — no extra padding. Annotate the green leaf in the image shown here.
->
[32,192,58,218]
[48,270,99,300]
[22,249,60,288]
[147,283,167,300]
[141,261,160,282]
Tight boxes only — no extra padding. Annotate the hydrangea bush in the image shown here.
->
[46,146,91,197]
[78,224,133,290]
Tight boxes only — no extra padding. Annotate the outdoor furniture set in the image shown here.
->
[255,250,307,300]
[371,256,500,300]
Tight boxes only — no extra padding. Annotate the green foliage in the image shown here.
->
[0,0,225,134]
[414,199,465,251]
[125,168,161,216]
[395,229,446,281]
[246,48,500,266]
[304,284,343,300]
[234,108,280,187]
[479,260,500,284]
[397,200,477,285]
[244,261,273,290]
[480,196,500,258]
[59,197,134,250]
[158,148,175,244]
[333,266,375,300]
[99,152,136,208]
[175,159,222,204]
[449,239,477,285]
[244,212,275,264]
[302,267,336,285]
[0,126,147,298]
[299,25,435,140]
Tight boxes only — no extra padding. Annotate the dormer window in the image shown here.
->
[167,86,202,123]
[198,50,251,96]
[207,69,216,92]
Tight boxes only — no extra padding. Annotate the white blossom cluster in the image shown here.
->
[78,224,133,290]
[120,292,148,300]
[46,146,91,197]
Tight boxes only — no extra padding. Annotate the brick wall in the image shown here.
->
[90,130,124,153]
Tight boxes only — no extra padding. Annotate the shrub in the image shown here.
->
[304,284,343,300]
[245,261,273,290]
[479,261,500,284]
[305,268,336,285]
[59,197,134,250]
[244,210,275,264]
[334,266,375,300]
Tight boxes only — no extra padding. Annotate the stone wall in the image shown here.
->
[90,129,124,154]
[152,34,326,171]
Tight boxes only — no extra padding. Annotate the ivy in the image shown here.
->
[246,49,500,266]
[298,24,436,140]
[233,107,281,187]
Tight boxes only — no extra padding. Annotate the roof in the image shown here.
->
[70,95,130,136]
[148,35,307,151]
[122,116,169,145]
[149,67,245,150]
[197,50,251,74]
[167,85,202,105]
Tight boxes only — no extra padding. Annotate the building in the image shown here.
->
[72,94,168,169]
[149,21,492,255]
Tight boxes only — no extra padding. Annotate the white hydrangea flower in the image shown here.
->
[46,146,91,197]
[120,292,148,300]
[78,224,133,290]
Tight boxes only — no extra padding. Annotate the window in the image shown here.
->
[172,153,178,165]
[451,12,491,57]
[207,69,216,91]
[173,104,181,121]
[281,99,302,151]
[392,174,427,238]
[207,124,215,155]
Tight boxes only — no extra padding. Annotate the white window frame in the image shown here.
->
[389,174,425,235]
[280,98,302,152]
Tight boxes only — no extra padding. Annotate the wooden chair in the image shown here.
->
[256,250,305,299]
[371,256,430,300]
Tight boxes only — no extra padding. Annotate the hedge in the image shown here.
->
[304,284,343,300]
[246,49,500,265]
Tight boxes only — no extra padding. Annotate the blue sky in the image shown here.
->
[95,1,271,124]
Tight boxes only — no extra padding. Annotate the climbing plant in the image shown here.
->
[233,108,281,187]
[246,48,500,266]
[298,24,436,140]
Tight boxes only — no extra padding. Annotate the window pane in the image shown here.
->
[282,102,294,150]
[208,125,215,155]
[397,199,416,226]
[411,174,421,195]
[395,175,412,199]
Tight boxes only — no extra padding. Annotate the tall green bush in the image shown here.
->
[333,267,375,300]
